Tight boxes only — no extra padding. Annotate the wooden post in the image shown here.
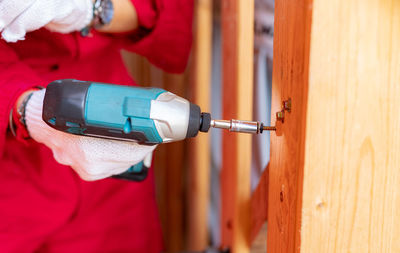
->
[266,0,312,251]
[161,73,186,252]
[187,0,212,250]
[221,0,254,251]
[268,0,400,252]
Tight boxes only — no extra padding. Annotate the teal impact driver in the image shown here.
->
[42,79,212,181]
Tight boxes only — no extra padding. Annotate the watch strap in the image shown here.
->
[9,86,44,141]
[81,0,114,37]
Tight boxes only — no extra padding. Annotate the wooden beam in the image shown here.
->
[161,73,186,252]
[221,0,254,251]
[187,0,212,250]
[269,0,400,251]
[301,0,400,251]
[221,0,238,246]
[267,0,312,252]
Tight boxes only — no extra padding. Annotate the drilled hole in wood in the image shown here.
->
[316,199,326,210]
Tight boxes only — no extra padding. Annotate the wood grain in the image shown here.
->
[267,0,312,252]
[187,0,212,250]
[221,0,254,251]
[161,73,187,252]
[300,0,400,252]
[221,0,238,247]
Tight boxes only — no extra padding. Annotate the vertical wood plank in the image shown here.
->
[162,73,186,252]
[300,0,400,252]
[221,0,254,251]
[187,0,212,250]
[221,0,238,247]
[267,0,312,252]
[270,0,400,252]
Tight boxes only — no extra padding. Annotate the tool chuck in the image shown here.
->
[210,119,276,134]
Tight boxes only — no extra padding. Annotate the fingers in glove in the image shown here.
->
[0,0,36,31]
[2,1,53,42]
[72,162,131,181]
[70,164,107,182]
[46,0,93,34]
[78,138,157,164]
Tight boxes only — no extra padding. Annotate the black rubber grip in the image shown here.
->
[199,113,211,132]
[186,103,201,138]
[43,79,90,128]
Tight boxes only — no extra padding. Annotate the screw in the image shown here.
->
[262,126,277,131]
[276,110,285,123]
[260,123,276,133]
[283,98,292,112]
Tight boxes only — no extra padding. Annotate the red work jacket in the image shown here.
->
[0,0,193,252]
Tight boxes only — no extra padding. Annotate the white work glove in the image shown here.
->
[25,89,157,181]
[0,0,93,42]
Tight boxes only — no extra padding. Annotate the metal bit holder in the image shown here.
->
[210,119,276,134]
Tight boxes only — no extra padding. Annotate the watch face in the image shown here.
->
[100,0,114,25]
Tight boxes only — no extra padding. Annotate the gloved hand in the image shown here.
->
[0,0,93,42]
[25,89,157,181]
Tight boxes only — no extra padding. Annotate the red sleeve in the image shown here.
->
[0,40,43,154]
[123,0,194,74]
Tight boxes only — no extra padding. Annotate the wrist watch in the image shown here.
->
[9,87,44,139]
[81,0,114,37]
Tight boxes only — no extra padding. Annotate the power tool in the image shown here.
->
[42,79,274,181]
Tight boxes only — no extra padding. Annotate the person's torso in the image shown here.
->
[8,28,136,86]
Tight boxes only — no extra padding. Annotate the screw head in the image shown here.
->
[283,98,292,112]
[276,110,285,123]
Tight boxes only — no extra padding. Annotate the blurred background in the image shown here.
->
[122,0,274,251]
